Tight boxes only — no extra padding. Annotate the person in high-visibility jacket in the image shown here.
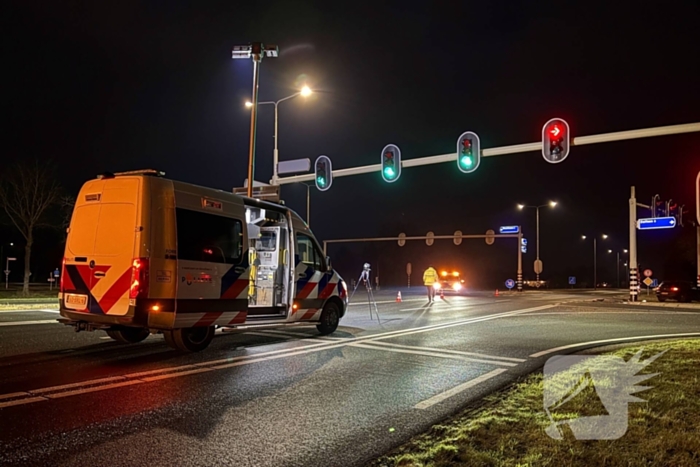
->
[423,265,439,303]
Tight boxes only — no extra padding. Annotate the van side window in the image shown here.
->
[297,234,322,270]
[176,208,243,264]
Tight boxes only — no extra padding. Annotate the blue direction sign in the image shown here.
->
[499,225,520,234]
[636,216,676,230]
[651,279,658,287]
[505,279,515,289]
[521,238,527,253]
[54,268,60,278]
[569,276,576,285]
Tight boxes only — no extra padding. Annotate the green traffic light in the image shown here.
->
[383,167,395,179]
[460,155,473,168]
[316,176,326,187]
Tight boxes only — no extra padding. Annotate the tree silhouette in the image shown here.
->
[0,161,60,295]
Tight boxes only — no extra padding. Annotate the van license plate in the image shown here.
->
[65,294,88,309]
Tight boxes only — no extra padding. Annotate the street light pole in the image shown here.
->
[245,52,261,198]
[518,201,556,284]
[248,86,312,185]
[594,237,597,290]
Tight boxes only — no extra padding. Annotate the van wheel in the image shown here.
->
[316,302,340,335]
[163,327,215,352]
[106,327,150,344]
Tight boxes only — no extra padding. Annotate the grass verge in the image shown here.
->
[371,339,700,467]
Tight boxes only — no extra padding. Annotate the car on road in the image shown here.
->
[655,280,700,303]
[434,270,466,295]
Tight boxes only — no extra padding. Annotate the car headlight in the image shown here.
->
[452,283,462,291]
[432,283,441,290]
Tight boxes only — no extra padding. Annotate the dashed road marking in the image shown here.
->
[414,368,509,410]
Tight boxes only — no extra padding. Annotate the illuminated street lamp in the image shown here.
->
[517,201,557,283]
[582,234,608,289]
[608,248,629,288]
[245,85,313,185]
[231,42,279,197]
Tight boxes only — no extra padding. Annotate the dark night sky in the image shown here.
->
[3,1,700,287]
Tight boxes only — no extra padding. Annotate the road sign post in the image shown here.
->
[406,262,412,287]
[5,257,16,290]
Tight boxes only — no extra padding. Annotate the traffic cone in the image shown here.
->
[396,291,402,303]
[440,288,445,300]
[494,289,499,297]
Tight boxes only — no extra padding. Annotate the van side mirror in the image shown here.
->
[325,256,333,271]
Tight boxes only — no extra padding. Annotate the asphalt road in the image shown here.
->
[1,289,700,467]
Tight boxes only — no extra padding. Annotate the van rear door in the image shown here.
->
[63,177,140,316]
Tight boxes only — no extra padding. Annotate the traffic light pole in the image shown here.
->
[517,229,523,292]
[629,186,639,301]
[276,123,700,186]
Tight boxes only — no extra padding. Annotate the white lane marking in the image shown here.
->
[372,305,558,342]
[524,311,700,316]
[414,368,509,410]
[45,380,144,399]
[0,391,30,401]
[140,368,213,382]
[260,330,314,339]
[349,298,425,306]
[127,364,206,379]
[244,331,290,339]
[349,343,519,367]
[366,341,526,362]
[32,376,127,394]
[0,305,551,407]
[400,305,452,312]
[529,332,700,358]
[0,320,57,327]
[0,396,48,409]
[0,309,57,314]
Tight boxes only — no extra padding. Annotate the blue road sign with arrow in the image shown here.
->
[636,216,676,230]
[499,226,520,234]
[505,279,515,289]
[569,276,576,285]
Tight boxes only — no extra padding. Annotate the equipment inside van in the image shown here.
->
[59,170,347,351]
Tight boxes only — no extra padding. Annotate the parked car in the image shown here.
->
[655,280,700,303]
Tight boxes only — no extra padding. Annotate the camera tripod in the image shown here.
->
[349,265,381,323]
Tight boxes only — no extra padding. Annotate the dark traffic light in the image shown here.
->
[381,144,401,183]
[542,118,570,163]
[314,155,332,191]
[456,131,481,173]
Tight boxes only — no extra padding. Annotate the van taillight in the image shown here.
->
[60,258,66,291]
[129,258,150,299]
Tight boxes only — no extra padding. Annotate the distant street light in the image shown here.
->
[246,85,313,185]
[518,201,557,283]
[582,234,608,289]
[609,248,630,288]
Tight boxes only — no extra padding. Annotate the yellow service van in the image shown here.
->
[59,170,347,351]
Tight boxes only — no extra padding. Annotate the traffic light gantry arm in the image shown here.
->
[276,122,700,185]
